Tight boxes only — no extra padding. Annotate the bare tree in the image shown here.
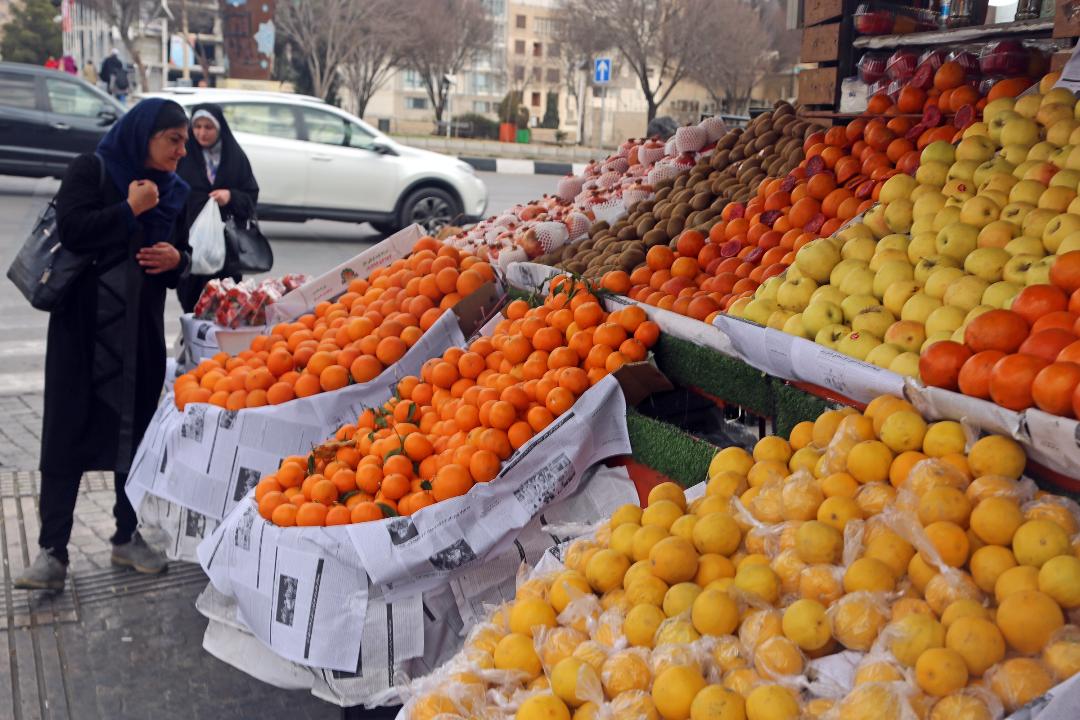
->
[339,0,404,118]
[85,0,152,90]
[178,0,215,83]
[398,0,494,126]
[275,0,371,100]
[690,0,773,115]
[557,0,712,125]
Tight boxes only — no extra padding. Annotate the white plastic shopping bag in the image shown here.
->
[188,199,226,275]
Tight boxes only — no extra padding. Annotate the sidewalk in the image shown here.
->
[0,394,344,719]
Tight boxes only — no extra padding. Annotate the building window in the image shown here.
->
[403,69,424,90]
[532,42,542,57]
[514,65,525,81]
[473,100,492,113]
[515,14,526,28]
[534,17,557,36]
[546,68,560,83]
[548,41,561,57]
[532,66,542,82]
[406,96,429,110]
[514,39,525,54]
[531,92,541,107]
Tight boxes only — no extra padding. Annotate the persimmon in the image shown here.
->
[964,310,1030,354]
[1019,329,1078,364]
[989,353,1050,411]
[1012,285,1069,326]
[920,341,973,391]
[1032,362,1080,417]
[1050,251,1080,294]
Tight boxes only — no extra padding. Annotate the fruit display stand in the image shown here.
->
[128,227,503,561]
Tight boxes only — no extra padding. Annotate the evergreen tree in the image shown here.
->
[1,0,62,65]
[541,92,560,130]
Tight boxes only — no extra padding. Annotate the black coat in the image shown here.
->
[41,153,191,475]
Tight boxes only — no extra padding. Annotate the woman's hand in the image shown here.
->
[128,180,158,216]
[209,189,231,206]
[137,242,181,275]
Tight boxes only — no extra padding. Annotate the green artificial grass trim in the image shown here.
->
[507,286,532,302]
[773,382,836,439]
[652,334,772,416]
[627,407,719,489]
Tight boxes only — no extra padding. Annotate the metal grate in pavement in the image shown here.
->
[74,561,207,605]
[1,585,79,629]
[0,470,113,498]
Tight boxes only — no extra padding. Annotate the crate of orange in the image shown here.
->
[127,230,505,562]
[195,280,666,675]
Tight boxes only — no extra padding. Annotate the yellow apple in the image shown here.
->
[889,352,921,379]
[1042,212,1080,252]
[815,323,850,350]
[913,192,947,221]
[1001,144,1031,165]
[1038,104,1075,130]
[915,255,961,284]
[1043,88,1075,106]
[1049,145,1073,170]
[783,313,811,338]
[837,331,883,361]
[1013,94,1043,119]
[998,202,1035,227]
[836,223,874,243]
[1009,180,1046,206]
[883,281,922,317]
[1027,256,1056,285]
[1049,168,1080,188]
[795,239,842,282]
[921,331,955,353]
[840,294,879,323]
[1024,162,1060,185]
[1001,117,1040,146]
[964,247,1011,282]
[983,280,1021,308]
[767,309,795,330]
[923,266,967,299]
[852,306,896,338]
[974,160,1016,188]
[948,160,980,184]
[1027,141,1058,162]
[802,300,845,336]
[921,141,956,165]
[866,343,903,368]
[829,258,868,288]
[1038,186,1077,211]
[963,122,990,139]
[877,234,910,255]
[839,267,877,298]
[989,111,1022,143]
[1057,231,1080,254]
[884,199,915,233]
[982,98,1015,124]
[884,320,928,353]
[1002,254,1041,284]
[811,284,847,308]
[901,292,943,324]
[979,173,1018,195]
[916,161,950,188]
[879,174,918,204]
[872,259,915,299]
[743,297,778,325]
[942,275,989,312]
[955,136,997,163]
[931,206,962,232]
[841,236,877,262]
[1046,120,1080,147]
[965,305,994,323]
[935,223,979,260]
[1004,236,1046,258]
[977,220,1018,248]
[959,196,1001,228]
[1021,208,1059,238]
[907,232,938,264]
[870,249,910,272]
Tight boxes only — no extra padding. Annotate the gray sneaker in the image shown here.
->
[14,550,67,591]
[111,533,167,575]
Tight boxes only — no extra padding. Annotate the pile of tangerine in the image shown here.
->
[253,278,660,527]
[172,236,494,411]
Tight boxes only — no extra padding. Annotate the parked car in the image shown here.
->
[0,61,125,178]
[145,88,488,234]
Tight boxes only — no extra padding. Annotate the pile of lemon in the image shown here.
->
[401,394,1080,720]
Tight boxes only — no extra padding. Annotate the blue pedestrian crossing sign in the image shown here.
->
[594,58,611,84]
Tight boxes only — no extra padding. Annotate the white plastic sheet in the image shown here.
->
[188,199,226,275]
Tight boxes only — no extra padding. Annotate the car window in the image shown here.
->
[0,72,37,110]
[221,103,298,140]
[44,77,108,117]
[347,121,375,149]
[300,108,346,146]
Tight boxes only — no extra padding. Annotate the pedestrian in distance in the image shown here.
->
[44,55,59,70]
[175,103,260,313]
[82,59,98,86]
[100,48,127,102]
[15,98,193,591]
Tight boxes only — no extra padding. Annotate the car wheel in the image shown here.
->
[398,187,460,235]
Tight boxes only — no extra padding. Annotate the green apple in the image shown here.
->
[879,174,918,204]
[983,281,1022,308]
[870,249,910,272]
[830,258,868,288]
[915,255,961,284]
[916,161,950,188]
[1027,256,1056,285]
[935,223,979,261]
[989,111,1022,143]
[955,136,997,163]
[921,140,956,165]
[1003,254,1041,284]
[958,196,1001,229]
[1049,168,1080,187]
[963,122,990,139]
[1043,212,1080,252]
[1010,180,1048,206]
[964,247,1010,282]
[1013,94,1042,119]
[744,297,778,325]
[982,98,1016,124]
[811,287,847,308]
[1027,141,1058,162]
[1047,120,1080,147]
[776,277,818,313]
[901,292,943,324]
[1021,208,1059,239]
[758,275,783,302]
[883,281,922,317]
[921,331,955,354]
[942,276,989,312]
[974,160,1016,188]
[877,234,911,256]
[841,294,879,323]
[925,305,967,336]
[866,343,903,368]
[884,320,928,353]
[841,236,877,262]
[1038,186,1077,211]
[783,313,811,339]
[932,206,963,232]
[815,323,850,350]
[1004,236,1046,257]
[767,309,794,330]
[923,266,967,299]
[884,199,915,233]
[852,303,897,337]
[837,331,882,361]
[802,300,845,336]
[907,232,938,264]
[1001,144,1031,165]
[977,220,1018,248]
[1025,162,1060,186]
[795,239,842,283]
[999,202,1035,227]
[889,352,921,379]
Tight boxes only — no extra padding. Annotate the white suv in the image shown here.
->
[146,88,488,234]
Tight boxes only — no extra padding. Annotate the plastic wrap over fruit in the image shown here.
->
[828,591,892,652]
[829,680,921,720]
[984,657,1056,714]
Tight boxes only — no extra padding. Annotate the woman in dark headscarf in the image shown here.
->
[15,98,192,591]
[175,103,260,313]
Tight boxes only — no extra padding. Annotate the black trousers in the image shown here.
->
[38,471,137,564]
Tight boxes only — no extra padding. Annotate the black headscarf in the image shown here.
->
[176,103,259,228]
[96,98,191,247]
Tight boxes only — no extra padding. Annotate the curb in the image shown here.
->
[459,157,589,176]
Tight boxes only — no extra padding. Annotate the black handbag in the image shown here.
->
[6,153,106,311]
[222,214,273,275]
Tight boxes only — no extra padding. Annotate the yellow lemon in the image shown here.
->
[695,495,732,517]
[915,647,969,696]
[585,549,630,594]
[854,659,904,684]
[969,544,1017,593]
[788,446,822,474]
[650,536,699,585]
[940,599,990,628]
[651,665,706,720]
[863,529,915,577]
[670,514,699,544]
[551,657,602,708]
[610,690,661,720]
[572,640,607,673]
[788,420,814,450]
[928,692,995,720]
[601,650,651,696]
[690,587,739,636]
[754,436,793,464]
[779,472,824,521]
[710,447,754,478]
[624,604,666,648]
[795,520,843,564]
[695,553,736,586]
[649,482,688,510]
[611,523,641,558]
[708,471,748,498]
[738,608,783,649]
[890,613,946,666]
[798,564,844,605]
[846,440,894,485]
[996,589,1065,654]
[689,685,746,720]
[517,693,571,720]
[733,563,780,605]
[816,496,863,532]
[969,496,1022,546]
[907,553,939,593]
[922,421,966,457]
[745,684,800,720]
[611,503,644,529]
[1013,519,1070,568]
[494,632,542,678]
[550,571,592,614]
[890,450,928,488]
[692,512,742,556]
[967,435,1025,480]
[879,410,927,453]
[994,564,1040,602]
[987,657,1053,713]
[663,582,702,618]
[655,618,701,646]
[624,559,655,589]
[1038,554,1080,608]
[753,635,804,678]
[540,627,588,669]
[510,598,558,637]
[921,520,970,567]
[917,486,972,527]
[627,575,670,607]
[821,472,860,498]
[945,616,1005,677]
[843,557,896,593]
[831,593,888,651]
[642,500,685,531]
[781,598,830,651]
[813,410,846,447]
[1042,629,1080,681]
[633,525,671,562]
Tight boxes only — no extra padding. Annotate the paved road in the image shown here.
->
[0,170,554,402]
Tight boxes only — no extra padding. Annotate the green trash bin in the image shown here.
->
[515,128,531,144]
